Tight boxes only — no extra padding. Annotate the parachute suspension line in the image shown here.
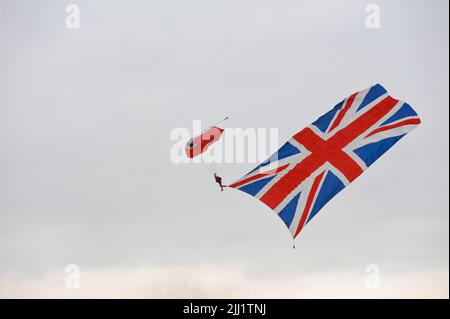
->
[204,162,216,175]
[207,116,229,130]
[202,116,228,182]
[213,116,229,127]
[192,116,229,188]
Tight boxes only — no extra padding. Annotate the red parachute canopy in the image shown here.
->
[185,126,224,158]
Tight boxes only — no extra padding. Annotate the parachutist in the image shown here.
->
[214,173,227,192]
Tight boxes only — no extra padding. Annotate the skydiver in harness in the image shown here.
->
[214,173,226,192]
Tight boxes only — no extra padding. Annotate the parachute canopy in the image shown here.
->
[229,84,421,239]
[185,126,224,159]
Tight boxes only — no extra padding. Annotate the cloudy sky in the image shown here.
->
[0,0,448,298]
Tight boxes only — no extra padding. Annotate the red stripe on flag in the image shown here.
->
[259,155,325,209]
[294,171,325,238]
[228,164,289,188]
[329,96,399,146]
[328,92,358,132]
[364,118,421,138]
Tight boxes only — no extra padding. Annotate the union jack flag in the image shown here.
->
[229,84,421,239]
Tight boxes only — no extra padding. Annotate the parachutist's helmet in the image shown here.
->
[187,138,195,148]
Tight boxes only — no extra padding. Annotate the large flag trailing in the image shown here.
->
[229,84,421,239]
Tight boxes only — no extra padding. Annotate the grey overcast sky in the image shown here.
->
[0,0,448,298]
